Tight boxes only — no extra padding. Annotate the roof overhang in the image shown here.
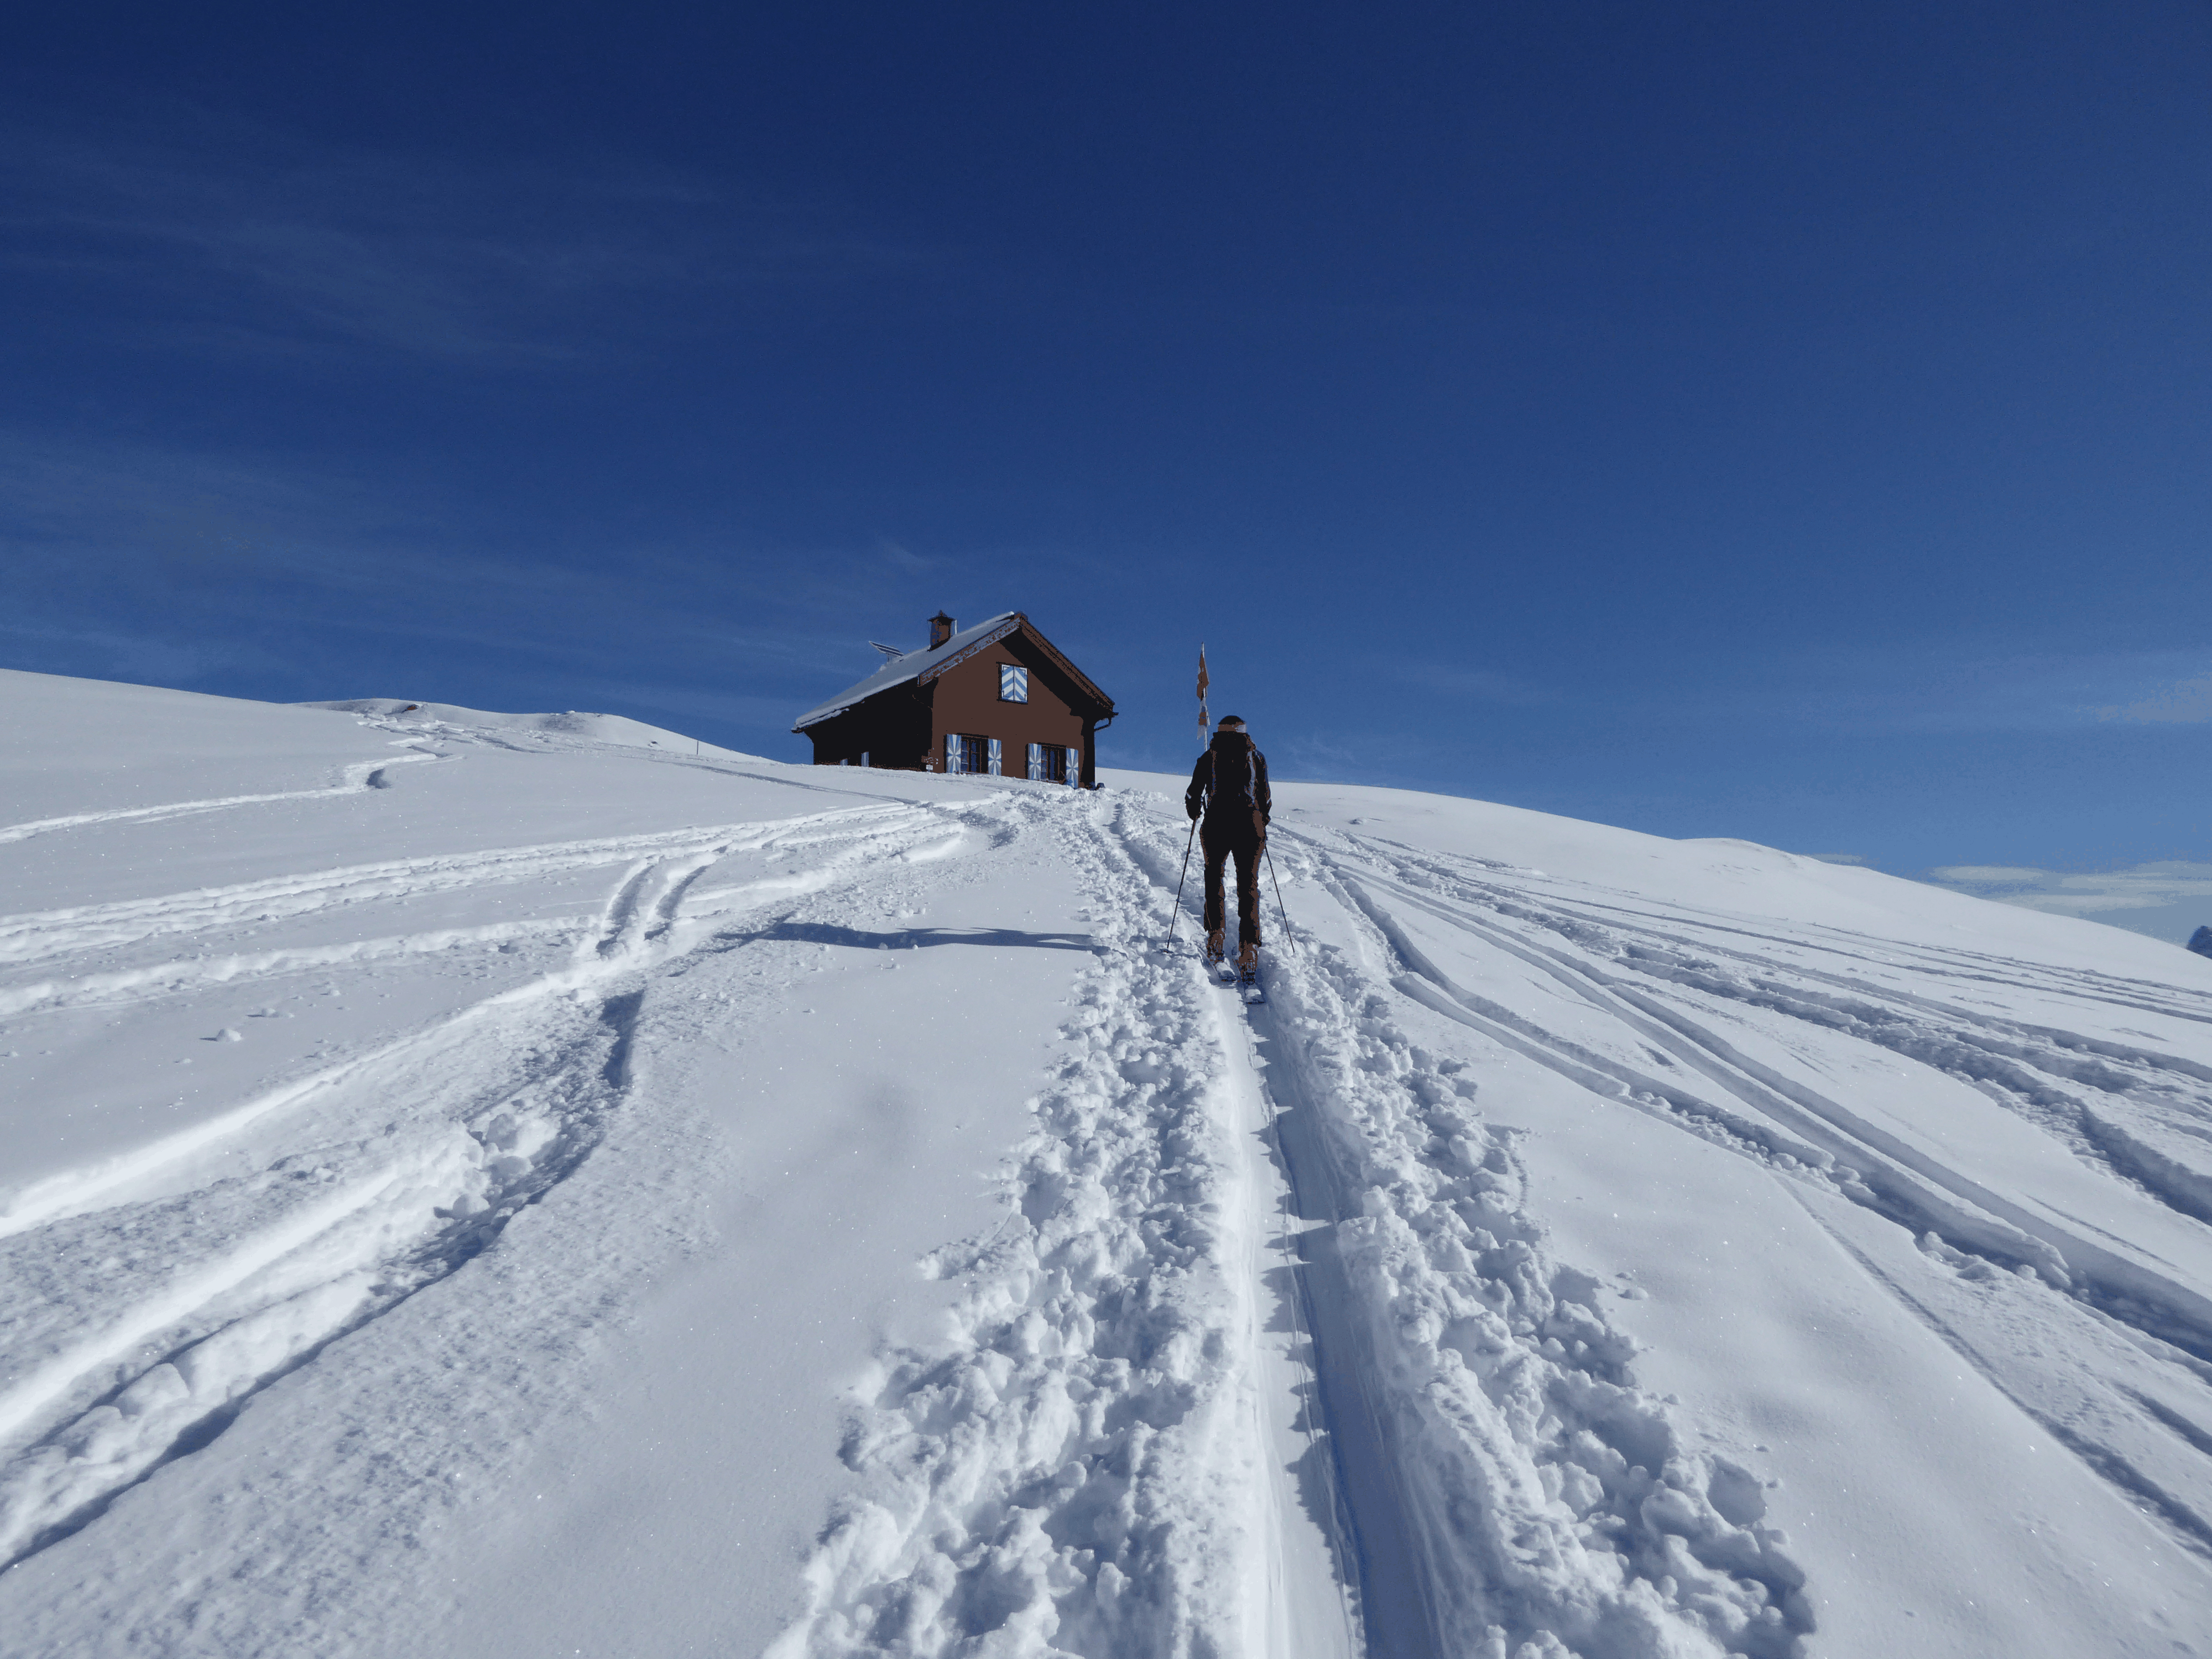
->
[792,611,1114,731]
[914,616,1022,687]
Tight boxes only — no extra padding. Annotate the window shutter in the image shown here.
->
[1065,746,1078,786]
[946,733,959,773]
[1026,742,1044,780]
[987,737,1003,776]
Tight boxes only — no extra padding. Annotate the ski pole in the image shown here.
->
[1265,843,1297,954]
[1161,814,1199,951]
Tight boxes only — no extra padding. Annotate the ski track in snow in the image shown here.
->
[0,800,951,1572]
[0,751,441,847]
[1280,822,2212,1586]
[771,793,1359,1659]
[775,796,1815,1659]
[0,807,907,969]
[778,786,2212,1655]
[1160,811,1817,1659]
[5,714,2212,1655]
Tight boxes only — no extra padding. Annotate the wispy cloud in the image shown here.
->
[2095,671,2212,725]
[876,540,942,575]
[1378,642,2199,737]
[1392,662,1551,707]
[1274,725,1442,788]
[1922,861,2212,943]
[0,430,968,724]
[1,116,935,363]
[0,621,232,687]
[1645,644,2212,737]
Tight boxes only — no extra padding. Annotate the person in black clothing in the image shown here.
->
[1186,716,1271,969]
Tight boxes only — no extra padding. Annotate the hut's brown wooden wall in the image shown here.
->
[802,630,1102,784]
[928,638,1086,776]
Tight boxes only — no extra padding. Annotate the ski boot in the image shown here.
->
[1204,928,1228,977]
[1237,941,1262,1001]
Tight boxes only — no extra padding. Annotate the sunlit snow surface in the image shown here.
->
[1,666,2209,1658]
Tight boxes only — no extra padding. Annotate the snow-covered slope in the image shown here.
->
[1,667,2209,1658]
[302,696,765,759]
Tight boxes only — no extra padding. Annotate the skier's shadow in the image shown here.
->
[706,920,1100,955]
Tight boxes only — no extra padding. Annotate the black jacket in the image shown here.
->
[1186,733,1271,829]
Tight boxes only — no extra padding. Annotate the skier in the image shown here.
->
[1185,716,1271,978]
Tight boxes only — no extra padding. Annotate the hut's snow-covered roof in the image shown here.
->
[792,613,1020,731]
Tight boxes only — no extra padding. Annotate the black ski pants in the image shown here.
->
[1201,816,1264,948]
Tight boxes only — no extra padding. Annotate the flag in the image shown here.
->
[1196,645,1210,746]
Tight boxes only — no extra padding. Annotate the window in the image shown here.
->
[999,664,1029,703]
[1026,743,1073,784]
[949,734,1010,776]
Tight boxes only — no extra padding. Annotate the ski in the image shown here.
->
[1199,945,1260,1003]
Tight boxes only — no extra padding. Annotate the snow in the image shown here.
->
[301,696,766,760]
[2,667,2210,1657]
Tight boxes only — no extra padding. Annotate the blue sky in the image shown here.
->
[5,1,2211,894]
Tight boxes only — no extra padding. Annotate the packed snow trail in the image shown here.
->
[768,794,1358,1659]
[1109,799,1816,1658]
[773,794,1814,1658]
[1205,989,1366,1659]
[2,672,2209,1656]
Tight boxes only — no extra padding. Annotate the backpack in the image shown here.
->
[1204,737,1265,825]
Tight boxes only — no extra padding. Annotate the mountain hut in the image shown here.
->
[792,611,1115,786]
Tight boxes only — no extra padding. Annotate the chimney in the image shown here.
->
[928,611,956,650]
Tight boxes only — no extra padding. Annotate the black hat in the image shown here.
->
[1217,715,1246,730]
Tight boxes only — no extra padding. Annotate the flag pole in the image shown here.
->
[1196,643,1210,748]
